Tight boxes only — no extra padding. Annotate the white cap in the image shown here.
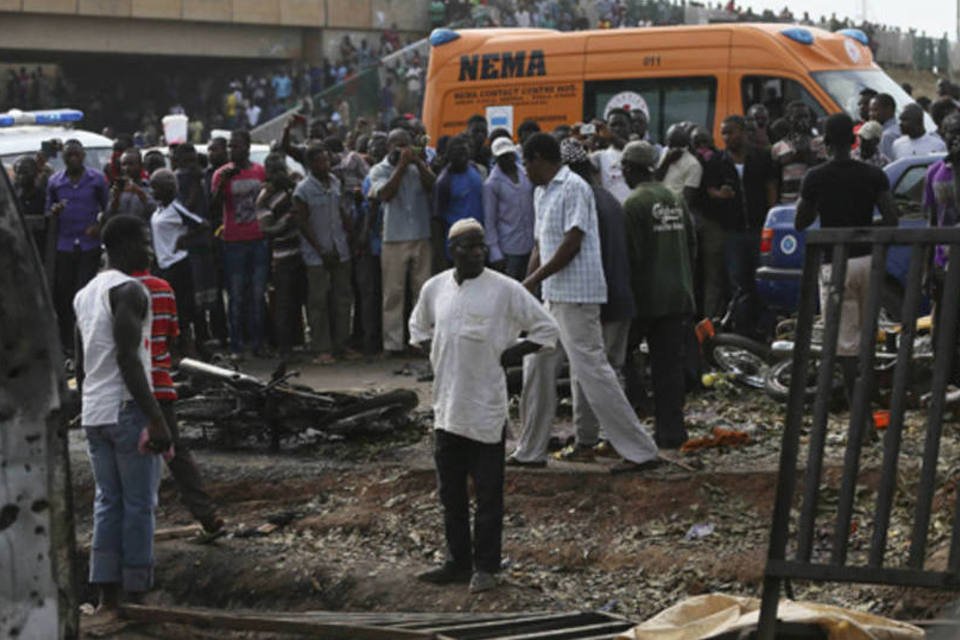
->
[491,137,517,158]
[448,217,485,240]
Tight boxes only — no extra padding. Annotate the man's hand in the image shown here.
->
[146,415,172,452]
[663,148,684,166]
[500,340,542,368]
[50,201,66,217]
[521,276,538,295]
[84,222,100,238]
[717,185,735,199]
[399,147,415,167]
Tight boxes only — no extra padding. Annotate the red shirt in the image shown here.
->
[211,162,266,242]
[133,271,179,402]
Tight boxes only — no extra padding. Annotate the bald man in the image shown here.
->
[368,128,437,355]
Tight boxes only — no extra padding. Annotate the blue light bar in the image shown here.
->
[781,27,814,45]
[430,28,460,47]
[838,28,869,46]
[0,108,84,127]
[33,109,83,124]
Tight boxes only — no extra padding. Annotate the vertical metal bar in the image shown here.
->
[832,243,888,566]
[796,243,848,562]
[758,244,822,640]
[870,245,924,567]
[912,244,960,568]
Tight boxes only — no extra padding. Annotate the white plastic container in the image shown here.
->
[162,114,188,144]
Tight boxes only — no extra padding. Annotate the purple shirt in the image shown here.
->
[923,159,955,268]
[46,167,109,252]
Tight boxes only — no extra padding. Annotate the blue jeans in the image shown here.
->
[504,253,531,281]
[85,401,161,593]
[223,239,269,353]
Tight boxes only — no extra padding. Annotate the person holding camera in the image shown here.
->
[107,148,156,222]
[368,127,436,356]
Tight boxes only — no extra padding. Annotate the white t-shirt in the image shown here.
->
[73,270,152,426]
[592,147,632,204]
[891,132,947,160]
[151,201,204,270]
[409,269,558,443]
[247,104,261,127]
[660,149,703,197]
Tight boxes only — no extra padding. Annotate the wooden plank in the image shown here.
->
[120,604,432,639]
[154,525,201,541]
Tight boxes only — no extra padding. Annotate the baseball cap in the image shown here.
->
[858,120,883,141]
[491,137,517,158]
[621,140,658,169]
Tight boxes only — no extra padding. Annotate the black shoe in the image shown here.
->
[417,563,471,585]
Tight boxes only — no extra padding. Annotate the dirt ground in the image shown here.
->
[71,355,960,637]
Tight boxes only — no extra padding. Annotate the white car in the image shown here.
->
[0,109,114,177]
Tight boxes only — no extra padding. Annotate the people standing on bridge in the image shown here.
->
[870,93,901,161]
[369,128,436,356]
[210,130,268,358]
[891,103,946,160]
[47,139,110,361]
[410,218,558,593]
[74,215,172,621]
[514,133,660,473]
[483,136,535,281]
[796,113,899,405]
[621,140,697,450]
[851,121,890,168]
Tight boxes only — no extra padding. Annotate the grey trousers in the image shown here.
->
[513,303,658,464]
[574,318,631,447]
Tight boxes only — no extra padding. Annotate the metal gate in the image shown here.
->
[759,226,960,638]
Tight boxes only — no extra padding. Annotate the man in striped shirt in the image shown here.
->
[133,269,224,538]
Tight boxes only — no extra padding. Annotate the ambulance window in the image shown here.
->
[583,77,717,145]
[741,76,827,123]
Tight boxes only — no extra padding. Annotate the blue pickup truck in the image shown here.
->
[755,154,943,319]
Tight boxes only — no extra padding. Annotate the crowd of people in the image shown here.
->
[0,27,424,144]
[18,52,960,611]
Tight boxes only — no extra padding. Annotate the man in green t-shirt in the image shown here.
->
[620,141,697,449]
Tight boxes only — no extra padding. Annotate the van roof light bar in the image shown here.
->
[0,109,84,128]
[781,27,814,45]
[429,28,461,47]
[838,28,869,46]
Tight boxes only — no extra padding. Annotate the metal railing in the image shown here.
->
[759,226,960,638]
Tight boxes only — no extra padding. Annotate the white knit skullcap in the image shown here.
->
[447,217,485,240]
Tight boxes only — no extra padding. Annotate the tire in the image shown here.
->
[704,333,772,389]
[764,358,845,404]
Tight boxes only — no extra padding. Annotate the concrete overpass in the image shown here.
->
[0,0,430,61]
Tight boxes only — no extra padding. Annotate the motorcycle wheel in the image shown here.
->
[704,334,772,389]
